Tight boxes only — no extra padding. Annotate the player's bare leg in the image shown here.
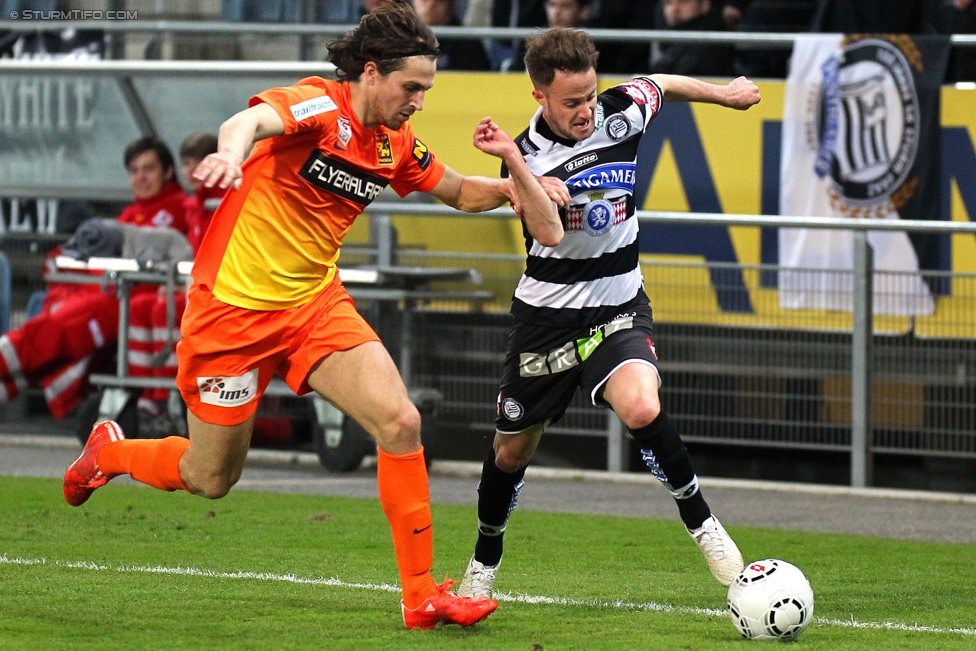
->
[178,412,255,498]
[64,408,254,505]
[308,341,497,628]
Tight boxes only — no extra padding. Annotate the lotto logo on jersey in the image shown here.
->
[564,152,598,173]
[619,78,660,112]
[290,95,338,121]
[197,369,258,408]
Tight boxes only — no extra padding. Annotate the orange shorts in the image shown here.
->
[175,279,379,426]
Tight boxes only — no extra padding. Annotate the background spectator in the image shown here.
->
[414,0,491,70]
[485,0,546,70]
[585,0,655,75]
[731,1,816,79]
[129,133,221,437]
[809,0,929,33]
[360,0,397,15]
[545,0,591,27]
[505,0,590,71]
[179,133,223,254]
[117,137,188,233]
[719,0,753,29]
[650,0,736,77]
[0,137,189,422]
[931,0,976,82]
[464,0,493,25]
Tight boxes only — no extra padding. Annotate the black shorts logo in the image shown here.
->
[299,151,389,207]
[501,397,524,421]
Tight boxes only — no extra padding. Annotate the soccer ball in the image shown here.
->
[727,559,814,641]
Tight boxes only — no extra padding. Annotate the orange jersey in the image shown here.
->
[192,77,446,310]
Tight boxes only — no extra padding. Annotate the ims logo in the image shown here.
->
[197,370,257,408]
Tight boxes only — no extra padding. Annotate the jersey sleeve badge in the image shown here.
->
[411,137,432,170]
[375,133,394,166]
[619,78,661,114]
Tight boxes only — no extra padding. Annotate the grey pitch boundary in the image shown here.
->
[5,432,975,506]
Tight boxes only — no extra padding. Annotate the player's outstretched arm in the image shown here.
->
[193,103,285,190]
[649,74,761,110]
[473,116,564,246]
[428,118,566,246]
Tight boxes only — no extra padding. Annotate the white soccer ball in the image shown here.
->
[727,559,814,642]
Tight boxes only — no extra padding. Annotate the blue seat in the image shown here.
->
[26,289,47,321]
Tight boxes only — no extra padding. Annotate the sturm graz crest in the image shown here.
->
[814,37,921,211]
[582,198,614,236]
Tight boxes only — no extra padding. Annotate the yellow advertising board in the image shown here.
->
[355,73,976,337]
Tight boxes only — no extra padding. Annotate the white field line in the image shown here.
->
[2,553,975,637]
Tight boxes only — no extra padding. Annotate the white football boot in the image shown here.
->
[688,515,744,586]
[457,556,499,598]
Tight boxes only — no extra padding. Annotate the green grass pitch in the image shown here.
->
[1,476,974,650]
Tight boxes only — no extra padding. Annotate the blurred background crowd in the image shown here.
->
[2,0,974,81]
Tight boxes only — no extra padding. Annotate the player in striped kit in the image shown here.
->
[458,27,762,598]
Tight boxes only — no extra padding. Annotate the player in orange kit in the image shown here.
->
[63,0,567,630]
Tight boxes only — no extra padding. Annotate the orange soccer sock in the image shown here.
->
[96,436,190,492]
[376,447,438,610]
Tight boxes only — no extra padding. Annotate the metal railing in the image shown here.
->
[1,20,974,63]
[2,20,976,45]
[362,202,976,486]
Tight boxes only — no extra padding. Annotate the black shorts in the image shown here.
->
[494,307,659,433]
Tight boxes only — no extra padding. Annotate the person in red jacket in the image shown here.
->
[128,133,222,436]
[0,137,188,420]
[180,132,224,255]
[117,137,189,233]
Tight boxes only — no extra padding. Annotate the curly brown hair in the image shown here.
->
[327,0,440,82]
[524,28,599,88]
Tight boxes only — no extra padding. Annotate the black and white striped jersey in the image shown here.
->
[506,77,664,327]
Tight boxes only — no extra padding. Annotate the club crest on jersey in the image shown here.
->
[337,116,352,147]
[582,193,615,236]
[375,133,394,166]
[604,114,631,141]
[197,369,257,408]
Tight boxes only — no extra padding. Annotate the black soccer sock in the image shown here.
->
[473,447,527,567]
[629,411,711,530]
